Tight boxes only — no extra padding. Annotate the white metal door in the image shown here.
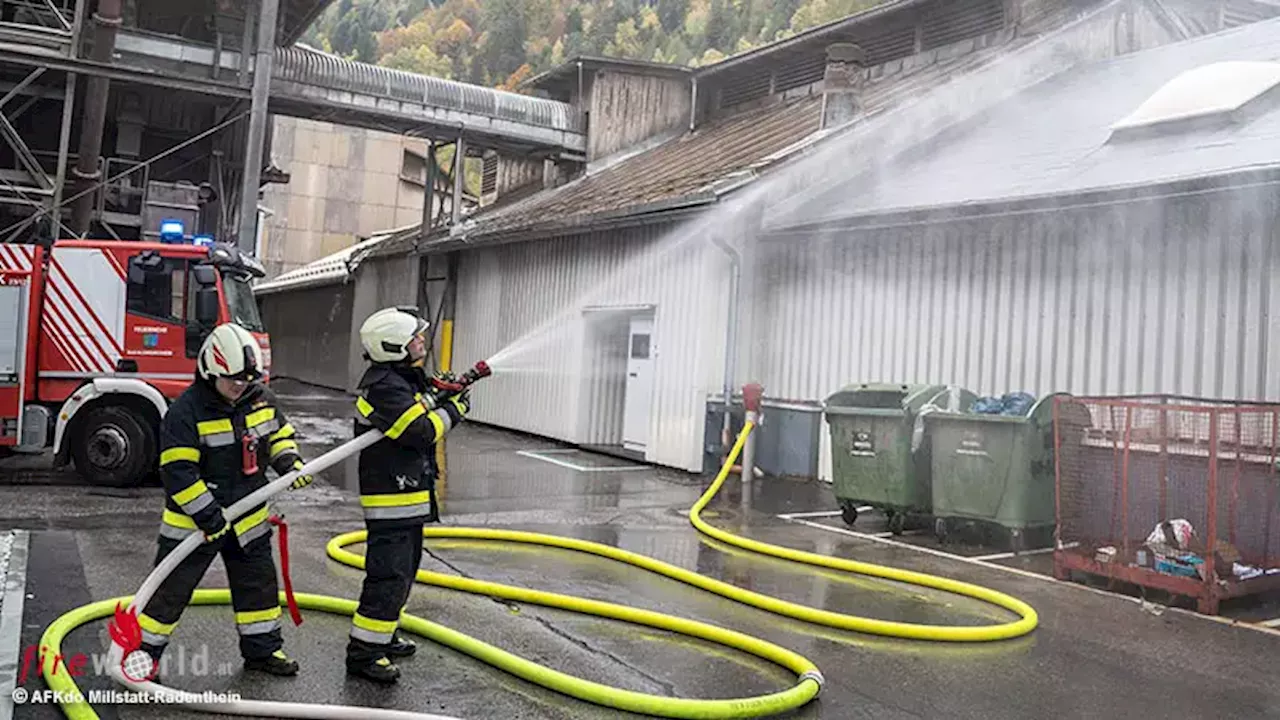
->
[622,315,654,452]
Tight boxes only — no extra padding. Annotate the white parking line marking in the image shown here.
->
[971,546,1061,561]
[516,450,646,472]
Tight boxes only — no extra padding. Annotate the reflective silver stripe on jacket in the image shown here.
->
[249,419,280,437]
[180,491,215,515]
[237,521,271,546]
[200,432,235,447]
[363,503,432,521]
[238,619,281,635]
[349,626,395,644]
[158,523,195,540]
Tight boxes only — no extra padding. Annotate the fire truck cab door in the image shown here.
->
[0,268,31,447]
[121,251,213,396]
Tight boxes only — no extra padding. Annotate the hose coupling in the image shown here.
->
[799,669,825,690]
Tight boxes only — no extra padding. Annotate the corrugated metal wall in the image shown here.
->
[451,223,732,471]
[349,255,422,390]
[751,185,1280,479]
[259,282,354,391]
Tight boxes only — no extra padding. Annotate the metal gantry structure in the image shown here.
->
[0,0,586,253]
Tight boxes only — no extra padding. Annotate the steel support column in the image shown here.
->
[424,140,440,238]
[451,136,465,225]
[237,0,280,254]
[51,0,83,236]
[69,0,121,236]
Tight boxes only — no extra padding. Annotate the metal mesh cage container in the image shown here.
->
[1053,395,1280,614]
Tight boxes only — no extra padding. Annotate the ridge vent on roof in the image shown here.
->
[1109,60,1280,139]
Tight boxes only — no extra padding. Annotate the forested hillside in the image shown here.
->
[304,0,886,90]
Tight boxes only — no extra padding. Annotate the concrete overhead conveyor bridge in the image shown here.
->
[0,0,584,249]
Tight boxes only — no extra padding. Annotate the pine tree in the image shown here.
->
[481,0,529,83]
[656,0,689,33]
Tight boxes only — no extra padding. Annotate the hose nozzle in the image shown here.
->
[431,360,493,395]
[462,360,492,384]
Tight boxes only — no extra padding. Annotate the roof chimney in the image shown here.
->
[821,43,867,130]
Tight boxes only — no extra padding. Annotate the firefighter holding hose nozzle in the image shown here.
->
[138,323,314,678]
[346,306,472,683]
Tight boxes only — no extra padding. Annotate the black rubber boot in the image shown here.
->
[347,656,400,684]
[387,632,417,658]
[244,650,299,676]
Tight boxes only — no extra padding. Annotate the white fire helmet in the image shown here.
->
[359,306,428,363]
[198,323,264,381]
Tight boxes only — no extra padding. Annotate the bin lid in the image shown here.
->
[825,383,948,410]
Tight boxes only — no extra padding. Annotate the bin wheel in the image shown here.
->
[1009,528,1025,554]
[888,512,906,536]
[935,518,948,544]
[841,505,858,526]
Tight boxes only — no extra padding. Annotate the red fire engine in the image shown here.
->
[0,238,270,486]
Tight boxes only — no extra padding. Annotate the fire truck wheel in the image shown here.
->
[70,405,156,488]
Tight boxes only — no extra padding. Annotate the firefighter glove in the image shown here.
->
[203,515,230,543]
[289,459,313,490]
[450,391,470,416]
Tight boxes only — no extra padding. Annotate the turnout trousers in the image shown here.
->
[345,520,425,666]
[138,532,283,661]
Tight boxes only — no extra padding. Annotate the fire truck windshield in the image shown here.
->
[222,273,265,333]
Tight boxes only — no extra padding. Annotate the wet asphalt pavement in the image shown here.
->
[3,380,1280,720]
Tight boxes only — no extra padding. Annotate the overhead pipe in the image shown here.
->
[70,0,123,236]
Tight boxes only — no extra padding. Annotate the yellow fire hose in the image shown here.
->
[38,421,1037,719]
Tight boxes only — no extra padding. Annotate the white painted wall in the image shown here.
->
[450,223,732,472]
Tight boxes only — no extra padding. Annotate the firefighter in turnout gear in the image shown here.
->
[137,323,314,676]
[346,306,470,683]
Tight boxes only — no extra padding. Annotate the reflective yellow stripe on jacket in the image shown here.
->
[245,407,280,437]
[197,418,235,447]
[269,422,298,460]
[357,396,425,440]
[349,612,398,644]
[360,490,432,521]
[159,506,271,543]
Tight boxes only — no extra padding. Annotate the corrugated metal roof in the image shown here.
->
[253,232,396,296]
[358,0,1191,260]
[359,94,825,258]
[778,17,1280,227]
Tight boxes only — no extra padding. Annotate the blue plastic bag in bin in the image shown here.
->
[972,392,1036,416]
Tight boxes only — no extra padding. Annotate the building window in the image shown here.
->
[401,148,428,186]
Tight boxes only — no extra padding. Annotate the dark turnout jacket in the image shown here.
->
[158,379,303,545]
[352,363,467,526]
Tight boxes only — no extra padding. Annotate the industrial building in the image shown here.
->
[256,0,1280,479]
[259,111,479,279]
[0,0,582,259]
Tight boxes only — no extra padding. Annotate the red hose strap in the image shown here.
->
[269,515,303,626]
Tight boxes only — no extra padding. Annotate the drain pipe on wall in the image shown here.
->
[710,233,758,480]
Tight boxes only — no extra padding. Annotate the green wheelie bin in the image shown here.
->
[822,383,975,534]
[925,392,1089,549]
